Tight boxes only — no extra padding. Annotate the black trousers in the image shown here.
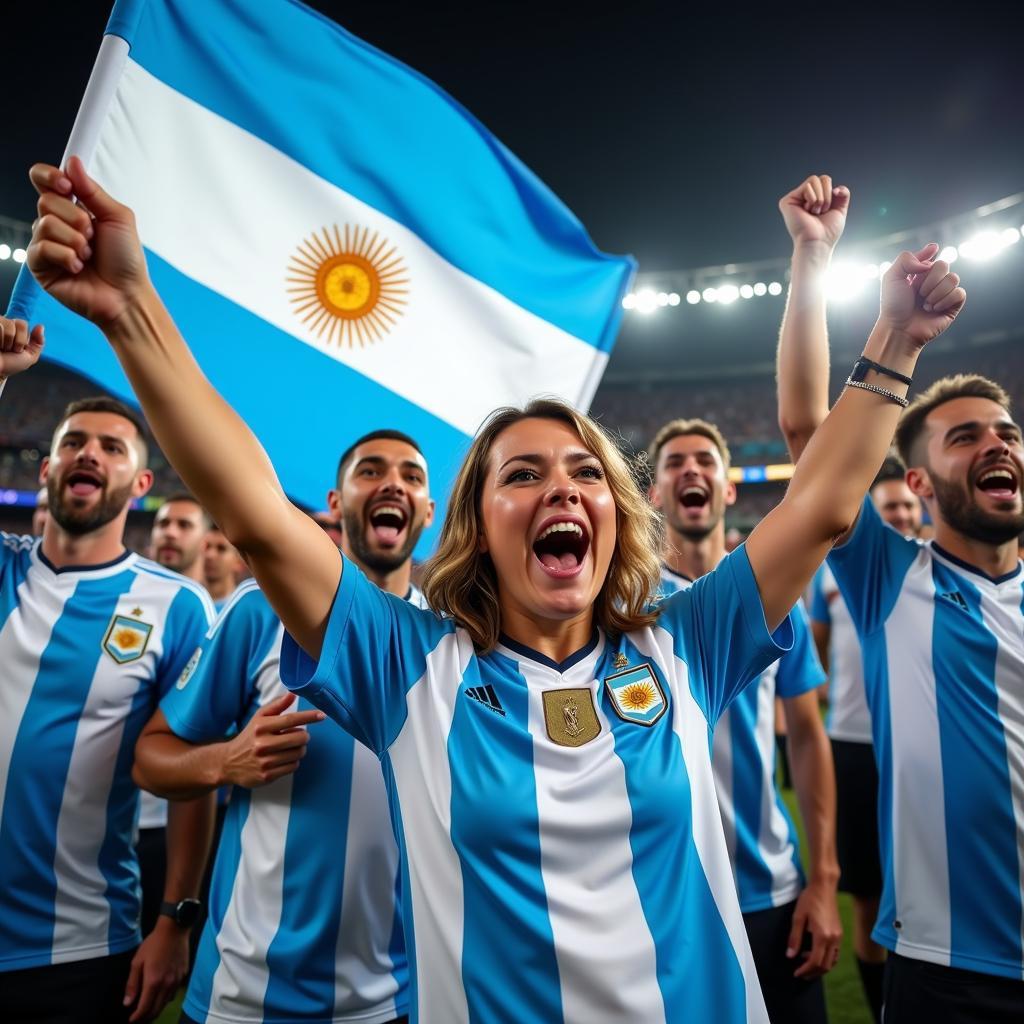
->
[136,825,167,937]
[0,949,135,1024]
[744,899,828,1024]
[883,952,1024,1023]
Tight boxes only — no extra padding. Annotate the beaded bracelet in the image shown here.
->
[844,377,909,408]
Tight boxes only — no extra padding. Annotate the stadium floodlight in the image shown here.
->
[686,290,701,305]
[938,245,958,264]
[825,263,869,302]
[0,244,10,260]
[702,287,718,303]
[1001,227,1021,246]
[657,292,669,307]
[739,284,754,299]
[879,261,892,275]
[634,288,659,314]
[753,282,767,296]
[864,263,880,279]
[667,292,681,306]
[767,281,783,296]
[959,230,1004,261]
[622,293,636,310]
[716,284,739,305]
[12,248,26,264]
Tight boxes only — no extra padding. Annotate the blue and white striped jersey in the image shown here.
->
[809,565,872,743]
[659,566,825,912]
[829,497,1024,980]
[282,546,793,1024]
[0,534,212,970]
[165,579,415,1024]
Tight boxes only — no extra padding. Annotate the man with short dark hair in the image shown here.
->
[133,429,434,1024]
[648,418,840,1024]
[202,527,246,610]
[777,176,1023,1022]
[151,492,211,582]
[0,317,215,1024]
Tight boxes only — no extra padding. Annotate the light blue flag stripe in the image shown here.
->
[104,0,633,349]
[10,250,468,551]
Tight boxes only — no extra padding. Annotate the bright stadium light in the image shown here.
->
[825,263,869,302]
[702,287,718,303]
[864,263,880,278]
[667,292,681,306]
[0,244,10,260]
[938,245,958,264]
[686,290,701,304]
[634,288,659,314]
[622,293,636,310]
[739,284,754,299]
[1001,227,1021,246]
[12,248,26,264]
[959,230,1004,261]
[716,284,739,305]
[657,292,669,307]
[879,261,892,275]
[753,282,767,296]
[767,281,783,296]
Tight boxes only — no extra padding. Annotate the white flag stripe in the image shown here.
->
[93,60,606,437]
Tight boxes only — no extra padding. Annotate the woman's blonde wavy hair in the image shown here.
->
[422,398,663,652]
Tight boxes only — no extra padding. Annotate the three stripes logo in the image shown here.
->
[465,684,506,717]
[939,590,968,611]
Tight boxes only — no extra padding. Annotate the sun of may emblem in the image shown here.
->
[619,681,658,713]
[287,224,408,347]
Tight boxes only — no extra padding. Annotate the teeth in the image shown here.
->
[537,521,584,542]
[979,470,1015,486]
[372,505,405,519]
[682,486,706,498]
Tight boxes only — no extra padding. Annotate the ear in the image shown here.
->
[647,482,663,509]
[906,466,933,500]
[724,480,738,507]
[424,499,436,529]
[326,488,342,518]
[39,455,50,486]
[132,468,154,499]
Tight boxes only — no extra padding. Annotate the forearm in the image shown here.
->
[104,286,290,551]
[134,731,227,800]
[787,711,840,885]
[777,241,833,461]
[162,794,216,902]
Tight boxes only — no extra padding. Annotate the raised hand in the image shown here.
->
[779,174,850,251]
[26,156,149,330]
[879,243,966,348]
[0,317,45,379]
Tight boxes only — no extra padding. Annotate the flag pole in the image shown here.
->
[61,34,130,170]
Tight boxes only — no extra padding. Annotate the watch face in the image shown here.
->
[176,898,202,927]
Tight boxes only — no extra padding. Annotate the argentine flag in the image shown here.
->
[8,0,633,550]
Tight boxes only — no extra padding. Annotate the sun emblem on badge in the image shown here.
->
[287,225,408,347]
[619,681,657,712]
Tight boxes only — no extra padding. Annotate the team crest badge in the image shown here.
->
[102,614,153,665]
[176,647,203,690]
[542,688,601,748]
[605,664,667,727]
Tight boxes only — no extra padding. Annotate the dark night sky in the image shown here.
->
[3,1,1023,374]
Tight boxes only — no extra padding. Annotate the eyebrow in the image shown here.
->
[943,419,1022,443]
[497,450,597,474]
[60,430,129,447]
[353,455,426,472]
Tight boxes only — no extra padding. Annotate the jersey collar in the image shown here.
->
[35,545,136,578]
[497,629,601,674]
[660,562,695,585]
[931,542,1023,586]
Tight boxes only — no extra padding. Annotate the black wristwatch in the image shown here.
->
[159,897,203,928]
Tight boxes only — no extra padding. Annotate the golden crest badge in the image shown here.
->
[613,652,629,670]
[102,614,153,665]
[542,688,601,748]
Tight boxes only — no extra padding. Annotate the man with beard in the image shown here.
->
[777,176,1023,1021]
[132,428,432,1024]
[151,493,211,583]
[648,418,840,1024]
[0,318,215,1024]
[807,456,920,1023]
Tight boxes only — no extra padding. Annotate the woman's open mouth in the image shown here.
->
[532,517,590,578]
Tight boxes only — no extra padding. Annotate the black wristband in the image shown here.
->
[159,898,202,928]
[851,356,913,387]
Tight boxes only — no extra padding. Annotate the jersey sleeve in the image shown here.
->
[808,566,832,625]
[161,584,279,742]
[155,584,214,698]
[279,555,453,755]
[656,542,795,725]
[774,601,827,699]
[827,495,921,635]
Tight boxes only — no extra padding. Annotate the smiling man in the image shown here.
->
[132,428,433,1024]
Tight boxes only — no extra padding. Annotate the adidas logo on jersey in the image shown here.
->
[939,590,968,611]
[465,684,506,716]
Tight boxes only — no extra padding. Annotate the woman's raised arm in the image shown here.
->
[26,157,340,656]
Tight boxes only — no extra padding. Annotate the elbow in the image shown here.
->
[778,415,817,462]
